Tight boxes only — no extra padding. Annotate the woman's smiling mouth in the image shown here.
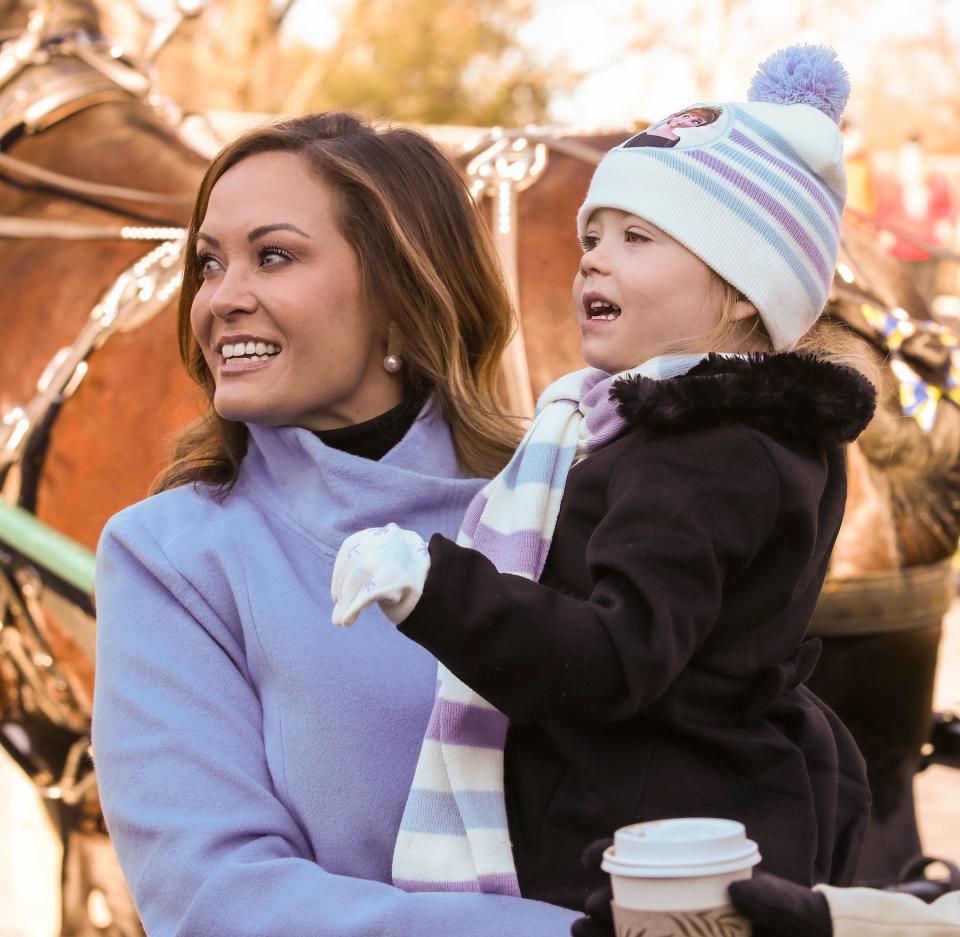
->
[217,335,282,373]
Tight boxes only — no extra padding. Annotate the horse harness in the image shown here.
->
[0,6,198,807]
[0,20,610,501]
[0,3,197,509]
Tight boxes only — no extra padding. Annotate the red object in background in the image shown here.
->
[872,143,956,261]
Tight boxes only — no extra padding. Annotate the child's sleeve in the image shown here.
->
[399,427,782,725]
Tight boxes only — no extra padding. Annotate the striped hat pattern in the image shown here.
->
[577,45,851,351]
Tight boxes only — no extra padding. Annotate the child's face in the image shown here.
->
[573,208,724,373]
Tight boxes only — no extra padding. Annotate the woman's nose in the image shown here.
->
[209,266,257,318]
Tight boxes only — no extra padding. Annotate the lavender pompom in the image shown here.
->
[747,45,850,123]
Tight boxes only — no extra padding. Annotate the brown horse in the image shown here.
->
[0,1,206,549]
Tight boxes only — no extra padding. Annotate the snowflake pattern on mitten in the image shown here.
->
[331,523,431,627]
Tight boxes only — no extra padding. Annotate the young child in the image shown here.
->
[331,45,875,911]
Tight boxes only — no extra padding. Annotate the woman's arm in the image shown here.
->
[93,516,577,937]
[820,886,960,937]
[399,426,782,725]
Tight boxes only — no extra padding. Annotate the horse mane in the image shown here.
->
[827,221,960,565]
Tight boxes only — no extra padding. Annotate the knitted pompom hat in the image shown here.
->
[577,45,850,351]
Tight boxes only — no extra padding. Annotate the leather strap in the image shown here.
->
[809,559,954,635]
[0,150,193,205]
[0,215,185,239]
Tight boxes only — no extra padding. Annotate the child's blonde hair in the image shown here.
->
[676,274,881,391]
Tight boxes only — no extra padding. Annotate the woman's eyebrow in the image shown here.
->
[248,223,311,241]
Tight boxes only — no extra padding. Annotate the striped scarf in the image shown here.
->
[392,354,706,895]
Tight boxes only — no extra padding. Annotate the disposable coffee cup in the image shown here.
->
[601,818,760,937]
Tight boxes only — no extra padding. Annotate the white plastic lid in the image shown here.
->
[601,818,762,879]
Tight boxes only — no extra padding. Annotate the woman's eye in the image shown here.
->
[579,235,599,251]
[196,252,222,277]
[259,245,294,267]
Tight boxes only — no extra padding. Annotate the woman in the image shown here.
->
[92,112,579,936]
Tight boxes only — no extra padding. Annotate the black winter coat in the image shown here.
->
[400,353,876,911]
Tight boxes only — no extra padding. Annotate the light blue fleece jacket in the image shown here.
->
[92,403,578,937]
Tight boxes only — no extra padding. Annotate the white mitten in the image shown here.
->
[331,523,430,627]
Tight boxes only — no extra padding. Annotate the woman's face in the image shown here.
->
[573,208,723,373]
[190,151,402,431]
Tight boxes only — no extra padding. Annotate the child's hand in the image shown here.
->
[331,524,430,627]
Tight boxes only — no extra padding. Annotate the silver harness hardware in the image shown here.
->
[0,3,202,508]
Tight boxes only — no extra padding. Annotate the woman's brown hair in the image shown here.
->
[154,112,523,494]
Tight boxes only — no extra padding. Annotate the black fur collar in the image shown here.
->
[611,353,876,444]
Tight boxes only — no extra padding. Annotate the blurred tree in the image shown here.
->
[93,0,570,127]
[281,0,570,126]
[617,0,960,155]
[859,29,960,156]
[88,0,960,152]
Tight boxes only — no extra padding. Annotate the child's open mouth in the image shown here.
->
[586,299,621,321]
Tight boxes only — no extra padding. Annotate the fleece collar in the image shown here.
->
[239,398,483,556]
[611,353,876,444]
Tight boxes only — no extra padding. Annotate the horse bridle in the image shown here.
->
[0,2,200,508]
[0,2,195,215]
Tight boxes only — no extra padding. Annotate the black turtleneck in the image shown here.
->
[313,394,426,461]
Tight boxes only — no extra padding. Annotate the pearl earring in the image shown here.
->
[383,353,403,373]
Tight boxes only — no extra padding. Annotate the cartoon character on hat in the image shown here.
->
[625,106,725,150]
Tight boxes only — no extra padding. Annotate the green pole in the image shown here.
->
[0,502,95,596]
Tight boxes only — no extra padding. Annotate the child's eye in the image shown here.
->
[195,251,222,277]
[258,245,294,267]
[625,230,651,243]
[579,234,599,251]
